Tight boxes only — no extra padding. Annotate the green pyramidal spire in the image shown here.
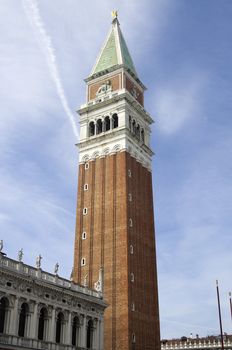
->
[91,15,138,77]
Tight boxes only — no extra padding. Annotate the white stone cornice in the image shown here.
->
[78,89,154,124]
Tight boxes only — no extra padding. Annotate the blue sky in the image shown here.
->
[0,0,232,339]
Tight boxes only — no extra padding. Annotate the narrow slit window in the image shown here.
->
[132,333,136,343]
[129,218,133,227]
[84,184,88,191]
[130,245,134,254]
[130,273,134,282]
[131,302,135,311]
[83,208,88,215]
[128,169,131,177]
[85,163,89,170]
[128,193,132,202]
[82,232,87,240]
[81,258,86,266]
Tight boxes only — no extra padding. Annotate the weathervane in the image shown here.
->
[111,10,118,20]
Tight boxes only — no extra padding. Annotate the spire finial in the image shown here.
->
[111,10,118,20]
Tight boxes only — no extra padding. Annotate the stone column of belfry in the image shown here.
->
[73,13,160,350]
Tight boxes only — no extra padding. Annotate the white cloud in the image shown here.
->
[0,168,75,276]
[22,0,79,139]
[154,73,208,135]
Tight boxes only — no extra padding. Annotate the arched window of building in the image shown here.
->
[96,119,103,134]
[136,124,140,140]
[56,312,65,344]
[104,116,110,131]
[129,115,132,131]
[129,218,133,227]
[89,122,95,137]
[38,307,48,341]
[18,303,29,337]
[0,297,9,334]
[112,114,118,129]
[86,319,93,349]
[72,316,80,346]
[132,120,136,134]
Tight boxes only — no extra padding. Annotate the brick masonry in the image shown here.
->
[73,151,160,350]
[88,74,122,101]
[125,76,144,106]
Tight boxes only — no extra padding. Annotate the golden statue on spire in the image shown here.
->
[111,10,118,19]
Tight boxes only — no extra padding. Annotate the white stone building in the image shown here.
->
[0,251,107,350]
[161,336,232,350]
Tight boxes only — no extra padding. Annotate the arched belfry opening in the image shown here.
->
[89,121,95,137]
[105,116,110,131]
[141,128,145,143]
[96,119,103,134]
[132,119,136,134]
[136,124,140,140]
[112,113,118,129]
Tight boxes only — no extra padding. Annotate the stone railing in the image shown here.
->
[0,254,101,299]
[80,89,152,121]
[161,339,232,350]
[80,91,120,110]
[0,334,88,350]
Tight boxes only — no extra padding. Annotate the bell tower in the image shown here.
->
[73,13,160,350]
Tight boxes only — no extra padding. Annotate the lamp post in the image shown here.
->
[216,280,224,350]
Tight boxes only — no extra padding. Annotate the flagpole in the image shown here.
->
[216,280,224,350]
[229,292,232,323]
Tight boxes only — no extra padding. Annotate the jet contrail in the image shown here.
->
[22,0,79,139]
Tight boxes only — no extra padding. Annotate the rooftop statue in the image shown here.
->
[54,262,59,275]
[36,254,42,269]
[18,248,24,262]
